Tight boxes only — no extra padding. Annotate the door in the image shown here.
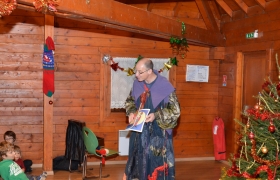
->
[242,51,267,123]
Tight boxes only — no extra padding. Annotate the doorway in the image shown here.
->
[242,51,267,114]
[233,50,272,152]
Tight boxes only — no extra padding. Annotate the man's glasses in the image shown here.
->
[134,69,150,75]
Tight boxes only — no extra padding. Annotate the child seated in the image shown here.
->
[4,131,33,172]
[0,141,47,180]
[14,145,26,172]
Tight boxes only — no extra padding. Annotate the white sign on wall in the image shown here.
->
[186,65,209,82]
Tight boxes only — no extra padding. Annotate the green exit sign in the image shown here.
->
[246,32,255,39]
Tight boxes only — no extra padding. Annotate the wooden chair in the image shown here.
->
[82,127,118,179]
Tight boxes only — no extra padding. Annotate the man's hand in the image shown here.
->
[145,113,155,122]
[128,113,135,124]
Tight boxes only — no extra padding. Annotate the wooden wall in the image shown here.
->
[0,9,219,164]
[0,10,45,162]
[220,1,280,157]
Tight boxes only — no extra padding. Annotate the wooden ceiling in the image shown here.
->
[114,0,276,31]
[18,0,276,46]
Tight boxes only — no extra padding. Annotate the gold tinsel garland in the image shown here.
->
[102,55,178,76]
[0,0,17,17]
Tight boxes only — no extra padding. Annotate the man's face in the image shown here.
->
[4,135,14,144]
[134,63,150,82]
[14,151,21,161]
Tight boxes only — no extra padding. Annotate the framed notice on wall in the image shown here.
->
[186,65,209,82]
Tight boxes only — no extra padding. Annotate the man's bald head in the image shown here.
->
[136,58,154,70]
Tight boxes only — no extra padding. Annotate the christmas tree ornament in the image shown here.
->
[249,132,254,139]
[254,104,259,110]
[110,62,119,71]
[261,146,268,154]
[246,122,250,129]
[0,0,17,17]
[123,68,135,76]
[102,54,111,63]
[268,123,276,133]
[163,62,172,70]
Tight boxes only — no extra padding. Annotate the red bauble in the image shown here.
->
[268,125,276,133]
[249,132,255,139]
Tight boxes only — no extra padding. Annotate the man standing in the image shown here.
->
[123,58,180,180]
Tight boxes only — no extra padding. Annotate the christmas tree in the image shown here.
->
[221,54,280,180]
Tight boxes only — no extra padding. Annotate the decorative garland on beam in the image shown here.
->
[102,55,178,76]
[0,0,17,17]
[33,0,58,12]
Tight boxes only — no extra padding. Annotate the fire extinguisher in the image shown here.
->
[212,117,226,160]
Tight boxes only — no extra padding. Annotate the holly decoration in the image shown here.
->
[0,0,17,17]
[135,55,144,66]
[169,21,188,58]
[170,57,178,66]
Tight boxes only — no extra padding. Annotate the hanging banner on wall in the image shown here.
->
[186,65,209,82]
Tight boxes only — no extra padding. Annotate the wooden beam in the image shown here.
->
[43,14,54,175]
[255,0,266,9]
[209,0,221,20]
[195,0,219,32]
[17,0,225,47]
[234,0,248,14]
[147,0,156,12]
[233,52,243,153]
[173,2,182,17]
[215,0,233,17]
[209,47,225,59]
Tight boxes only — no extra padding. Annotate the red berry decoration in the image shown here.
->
[268,124,276,133]
[249,132,255,139]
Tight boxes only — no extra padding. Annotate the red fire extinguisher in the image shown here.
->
[212,117,226,160]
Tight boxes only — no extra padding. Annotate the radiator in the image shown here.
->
[118,130,130,156]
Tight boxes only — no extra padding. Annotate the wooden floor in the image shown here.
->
[31,160,228,180]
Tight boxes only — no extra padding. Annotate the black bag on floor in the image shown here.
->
[53,156,79,171]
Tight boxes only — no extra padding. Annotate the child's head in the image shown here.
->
[4,131,16,144]
[13,145,21,161]
[0,141,15,161]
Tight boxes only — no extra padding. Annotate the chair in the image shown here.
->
[82,126,118,179]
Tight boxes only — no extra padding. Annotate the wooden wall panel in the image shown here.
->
[0,9,219,164]
[0,10,44,164]
[220,6,280,157]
